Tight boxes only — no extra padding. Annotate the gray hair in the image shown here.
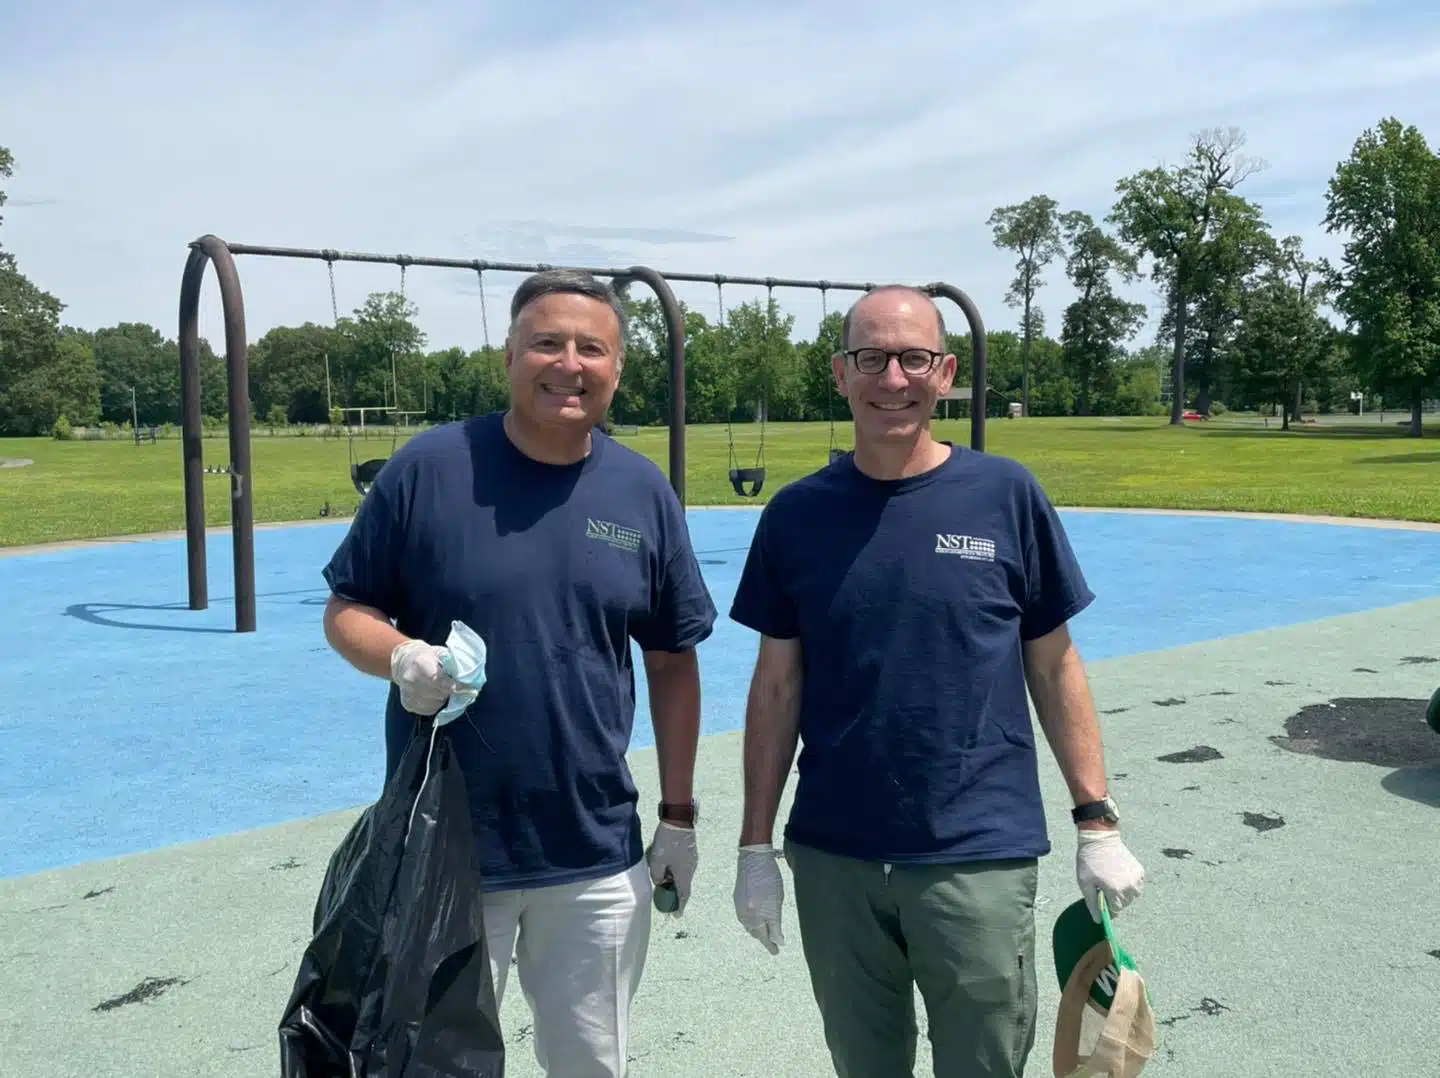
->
[509,267,629,352]
[841,284,947,351]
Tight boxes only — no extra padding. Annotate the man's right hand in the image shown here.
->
[389,640,456,716]
[734,844,786,954]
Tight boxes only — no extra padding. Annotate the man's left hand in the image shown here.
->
[1075,828,1145,921]
[646,822,698,915]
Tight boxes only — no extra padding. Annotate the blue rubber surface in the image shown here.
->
[3,508,1440,879]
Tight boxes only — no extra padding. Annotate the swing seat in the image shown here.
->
[729,467,766,498]
[351,458,388,496]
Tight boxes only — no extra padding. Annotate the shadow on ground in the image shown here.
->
[1361,451,1440,466]
[1190,426,1431,442]
[63,589,330,633]
[1382,766,1440,807]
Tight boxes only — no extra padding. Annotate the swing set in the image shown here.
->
[177,235,988,632]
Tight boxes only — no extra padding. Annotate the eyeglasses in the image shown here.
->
[845,348,944,375]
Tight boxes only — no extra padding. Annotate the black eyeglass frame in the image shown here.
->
[843,347,947,375]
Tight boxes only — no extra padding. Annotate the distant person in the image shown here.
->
[728,285,1145,1078]
[321,268,717,1078]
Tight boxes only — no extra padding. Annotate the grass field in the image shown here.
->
[1,415,1437,548]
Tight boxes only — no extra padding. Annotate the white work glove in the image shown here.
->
[734,844,786,954]
[1076,828,1145,922]
[389,639,456,716]
[646,822,699,915]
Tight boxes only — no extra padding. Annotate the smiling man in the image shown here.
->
[320,268,716,1078]
[728,285,1145,1078]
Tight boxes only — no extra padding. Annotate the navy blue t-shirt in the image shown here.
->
[728,445,1093,864]
[322,411,717,890]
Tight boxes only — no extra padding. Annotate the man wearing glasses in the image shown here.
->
[727,285,1145,1077]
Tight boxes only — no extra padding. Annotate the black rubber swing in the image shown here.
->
[725,410,767,497]
[729,465,765,497]
[351,457,388,496]
[346,410,398,497]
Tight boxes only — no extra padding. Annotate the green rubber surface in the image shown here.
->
[3,597,1439,1077]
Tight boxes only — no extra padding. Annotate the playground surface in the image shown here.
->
[2,507,1440,1076]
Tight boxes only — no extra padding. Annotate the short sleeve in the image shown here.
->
[321,471,406,618]
[630,491,718,653]
[728,504,800,639]
[1019,477,1094,640]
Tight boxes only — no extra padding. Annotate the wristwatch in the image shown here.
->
[659,798,699,826]
[1071,795,1119,825]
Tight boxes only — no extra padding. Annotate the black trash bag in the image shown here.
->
[277,720,505,1077]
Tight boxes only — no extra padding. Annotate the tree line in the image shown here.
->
[3,118,1438,439]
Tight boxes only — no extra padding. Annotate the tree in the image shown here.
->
[1230,236,1333,429]
[0,265,66,434]
[725,295,798,423]
[335,291,427,417]
[1057,211,1147,415]
[988,195,1064,416]
[1106,347,1168,416]
[49,330,103,427]
[0,143,12,241]
[91,322,183,425]
[423,345,507,423]
[1323,116,1440,437]
[1171,193,1274,414]
[798,309,844,425]
[0,145,106,434]
[249,323,344,424]
[1110,127,1266,423]
[609,296,675,426]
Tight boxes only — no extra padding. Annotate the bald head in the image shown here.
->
[842,285,947,352]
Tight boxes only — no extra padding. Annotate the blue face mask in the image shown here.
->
[436,619,487,725]
[404,618,490,845]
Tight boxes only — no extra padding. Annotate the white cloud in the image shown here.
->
[1,0,1438,360]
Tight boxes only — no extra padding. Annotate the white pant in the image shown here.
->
[483,857,653,1077]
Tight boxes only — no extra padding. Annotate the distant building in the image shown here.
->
[935,386,972,419]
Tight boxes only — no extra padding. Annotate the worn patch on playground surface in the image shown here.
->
[0,456,35,468]
[1270,695,1440,767]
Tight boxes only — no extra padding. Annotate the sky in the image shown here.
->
[2,0,1439,357]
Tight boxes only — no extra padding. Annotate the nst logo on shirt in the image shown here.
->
[587,517,643,553]
[934,533,997,561]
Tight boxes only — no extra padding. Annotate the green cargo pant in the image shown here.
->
[785,839,1038,1078]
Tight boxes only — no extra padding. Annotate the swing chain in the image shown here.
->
[755,284,772,470]
[476,267,491,351]
[821,284,837,455]
[718,280,738,469]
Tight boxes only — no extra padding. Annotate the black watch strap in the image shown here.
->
[1071,797,1118,824]
[659,800,698,825]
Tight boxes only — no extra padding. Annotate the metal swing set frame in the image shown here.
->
[177,234,989,632]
